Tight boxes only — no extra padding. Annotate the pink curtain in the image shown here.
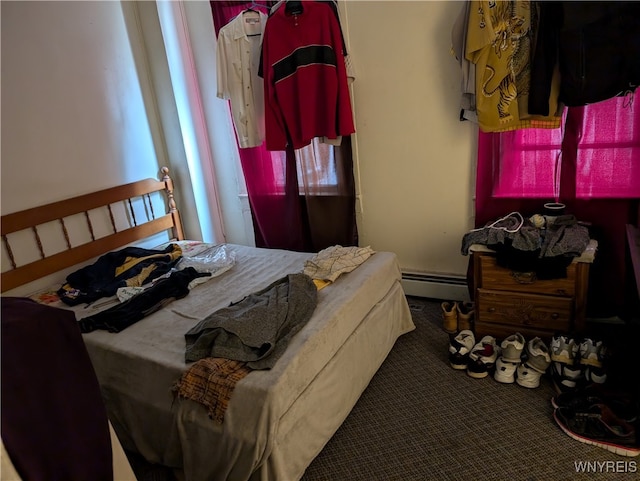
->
[476,95,640,317]
[210,1,358,252]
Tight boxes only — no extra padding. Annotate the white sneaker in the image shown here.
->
[500,333,525,363]
[550,334,578,365]
[579,338,606,368]
[494,357,519,383]
[448,330,475,370]
[467,336,499,379]
[516,363,545,388]
[550,361,584,393]
[522,337,551,374]
[585,366,608,385]
[579,338,607,384]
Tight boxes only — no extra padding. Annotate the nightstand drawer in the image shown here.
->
[479,255,576,297]
[477,288,572,332]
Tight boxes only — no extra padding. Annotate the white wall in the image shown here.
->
[342,1,476,279]
[1,1,160,211]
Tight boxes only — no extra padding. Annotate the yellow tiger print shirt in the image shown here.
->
[465,0,562,132]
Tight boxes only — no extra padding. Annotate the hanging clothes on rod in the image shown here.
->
[261,0,355,150]
[226,1,269,24]
[216,7,268,148]
[248,1,270,11]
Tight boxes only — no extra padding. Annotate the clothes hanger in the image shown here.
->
[245,0,270,13]
[229,2,264,23]
[243,1,266,37]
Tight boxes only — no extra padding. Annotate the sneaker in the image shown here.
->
[551,387,639,424]
[553,404,640,457]
[467,336,499,379]
[550,334,578,365]
[585,365,608,385]
[494,357,519,383]
[448,330,475,370]
[579,338,608,385]
[579,338,607,368]
[516,362,546,388]
[521,337,551,374]
[456,301,474,332]
[500,333,525,363]
[441,301,458,334]
[550,361,584,393]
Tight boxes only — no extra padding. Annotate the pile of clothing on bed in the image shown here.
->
[51,241,375,423]
[57,243,234,333]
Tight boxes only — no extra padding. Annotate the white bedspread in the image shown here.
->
[82,244,415,481]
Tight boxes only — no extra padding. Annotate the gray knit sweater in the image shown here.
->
[184,273,318,370]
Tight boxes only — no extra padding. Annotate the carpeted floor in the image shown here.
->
[129,296,639,481]
[300,297,639,481]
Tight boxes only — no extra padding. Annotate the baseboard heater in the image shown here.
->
[401,271,471,302]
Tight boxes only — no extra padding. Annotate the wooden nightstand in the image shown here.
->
[470,241,596,342]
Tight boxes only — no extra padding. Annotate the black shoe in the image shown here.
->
[551,386,639,424]
[553,404,640,457]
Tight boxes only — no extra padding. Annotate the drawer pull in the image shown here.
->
[488,307,496,313]
[551,313,559,320]
[511,271,536,284]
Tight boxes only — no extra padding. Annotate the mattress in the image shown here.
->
[81,243,415,481]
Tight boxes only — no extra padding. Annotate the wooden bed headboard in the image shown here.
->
[1,167,185,293]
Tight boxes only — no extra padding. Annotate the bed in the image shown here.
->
[1,168,415,481]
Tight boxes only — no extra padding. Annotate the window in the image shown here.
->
[490,96,640,200]
[269,140,340,194]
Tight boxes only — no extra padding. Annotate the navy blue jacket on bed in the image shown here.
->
[57,244,182,306]
[78,266,210,334]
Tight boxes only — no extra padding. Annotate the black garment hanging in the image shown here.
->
[529,1,640,111]
[285,1,304,15]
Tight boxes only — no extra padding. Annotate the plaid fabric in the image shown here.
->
[173,358,252,423]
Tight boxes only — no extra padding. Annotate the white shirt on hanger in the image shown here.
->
[216,10,267,148]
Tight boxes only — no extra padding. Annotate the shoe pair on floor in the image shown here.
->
[494,333,552,388]
[551,386,640,457]
[441,301,474,334]
[550,334,608,394]
[448,330,499,379]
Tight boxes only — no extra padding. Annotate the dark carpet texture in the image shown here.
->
[128,296,639,481]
